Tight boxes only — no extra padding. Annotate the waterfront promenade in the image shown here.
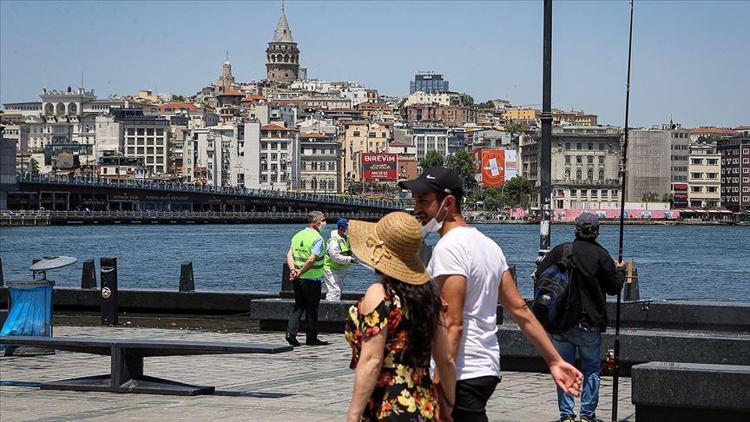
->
[0,324,635,421]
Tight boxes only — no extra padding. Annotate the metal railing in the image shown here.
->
[0,210,383,220]
[16,173,405,211]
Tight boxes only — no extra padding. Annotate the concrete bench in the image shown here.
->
[632,362,750,421]
[250,298,504,332]
[497,325,750,375]
[0,336,292,396]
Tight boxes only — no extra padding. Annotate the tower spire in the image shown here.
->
[281,0,285,13]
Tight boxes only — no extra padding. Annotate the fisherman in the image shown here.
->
[535,212,625,422]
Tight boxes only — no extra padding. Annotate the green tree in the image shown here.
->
[419,151,444,174]
[505,122,524,140]
[459,93,475,106]
[504,176,534,208]
[30,158,40,175]
[477,101,494,109]
[173,95,186,102]
[482,186,507,210]
[642,192,659,202]
[445,149,478,192]
[661,192,674,206]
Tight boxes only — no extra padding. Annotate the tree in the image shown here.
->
[419,151,444,174]
[445,149,478,192]
[30,158,40,175]
[173,95,186,102]
[662,192,674,206]
[642,192,659,202]
[504,176,534,208]
[477,101,494,109]
[459,93,475,106]
[505,122,524,140]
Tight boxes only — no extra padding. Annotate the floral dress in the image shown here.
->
[344,286,440,421]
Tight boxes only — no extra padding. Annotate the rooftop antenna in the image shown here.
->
[281,0,285,13]
[226,50,229,62]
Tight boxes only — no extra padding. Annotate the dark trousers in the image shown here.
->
[286,278,322,339]
[452,375,501,422]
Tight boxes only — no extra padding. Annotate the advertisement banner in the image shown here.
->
[361,153,398,181]
[504,149,518,181]
[481,149,506,188]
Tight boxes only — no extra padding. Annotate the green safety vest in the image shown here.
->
[324,235,352,271]
[291,228,326,280]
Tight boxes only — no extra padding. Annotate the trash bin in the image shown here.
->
[0,279,54,356]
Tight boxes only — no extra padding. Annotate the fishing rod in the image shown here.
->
[612,1,635,421]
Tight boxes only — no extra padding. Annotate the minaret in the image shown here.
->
[266,0,300,85]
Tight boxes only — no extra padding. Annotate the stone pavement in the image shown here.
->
[0,325,635,421]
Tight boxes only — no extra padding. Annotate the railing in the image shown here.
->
[16,173,405,210]
[0,210,384,220]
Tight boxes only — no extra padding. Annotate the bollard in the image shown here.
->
[100,257,118,325]
[624,259,640,302]
[0,257,4,286]
[81,259,97,289]
[280,263,293,298]
[179,262,195,292]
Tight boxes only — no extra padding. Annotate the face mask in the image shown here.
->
[318,221,327,231]
[422,198,447,237]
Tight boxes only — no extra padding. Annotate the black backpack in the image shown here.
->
[533,242,580,334]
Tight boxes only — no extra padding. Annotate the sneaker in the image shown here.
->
[285,333,300,347]
[580,416,600,422]
[306,338,330,346]
[560,417,575,422]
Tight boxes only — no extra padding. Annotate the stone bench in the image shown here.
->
[497,325,750,375]
[0,336,292,396]
[250,298,504,332]
[632,362,750,421]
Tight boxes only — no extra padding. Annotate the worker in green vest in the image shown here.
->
[323,219,356,301]
[285,211,329,347]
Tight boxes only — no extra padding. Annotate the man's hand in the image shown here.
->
[614,259,625,270]
[289,268,300,280]
[549,359,583,397]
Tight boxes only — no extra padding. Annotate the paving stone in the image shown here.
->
[0,325,634,421]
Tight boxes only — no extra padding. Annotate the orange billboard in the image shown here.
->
[481,149,506,188]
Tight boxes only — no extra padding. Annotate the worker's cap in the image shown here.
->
[337,219,348,229]
[398,166,464,197]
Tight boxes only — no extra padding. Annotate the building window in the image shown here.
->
[576,169,582,180]
[598,169,605,180]
[576,156,582,164]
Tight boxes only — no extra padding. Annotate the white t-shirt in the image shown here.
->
[428,226,508,381]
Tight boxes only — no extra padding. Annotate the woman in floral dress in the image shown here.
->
[345,212,455,421]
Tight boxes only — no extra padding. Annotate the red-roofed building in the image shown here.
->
[159,102,198,113]
[688,127,739,142]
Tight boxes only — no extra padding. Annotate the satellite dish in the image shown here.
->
[30,256,78,272]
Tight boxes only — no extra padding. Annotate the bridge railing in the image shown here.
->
[0,209,384,220]
[17,173,405,210]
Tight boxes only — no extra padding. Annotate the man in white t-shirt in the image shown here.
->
[400,167,582,422]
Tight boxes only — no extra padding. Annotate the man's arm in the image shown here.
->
[287,248,299,280]
[534,245,561,279]
[434,274,466,365]
[329,238,352,265]
[498,270,582,396]
[600,254,626,295]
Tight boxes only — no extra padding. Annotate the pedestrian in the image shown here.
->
[345,211,455,421]
[323,218,355,301]
[285,210,329,347]
[400,166,582,421]
[535,212,625,422]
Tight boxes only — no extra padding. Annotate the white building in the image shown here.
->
[403,91,460,107]
[413,126,450,161]
[688,143,721,208]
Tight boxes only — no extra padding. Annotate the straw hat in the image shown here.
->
[349,211,430,285]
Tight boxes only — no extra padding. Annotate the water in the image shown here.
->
[1,224,748,301]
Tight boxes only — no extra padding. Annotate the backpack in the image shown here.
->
[533,242,580,334]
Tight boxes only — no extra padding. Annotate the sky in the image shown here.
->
[1,0,748,128]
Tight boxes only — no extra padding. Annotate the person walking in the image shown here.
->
[345,211,455,422]
[285,210,329,347]
[535,212,625,422]
[399,166,582,421]
[323,218,355,301]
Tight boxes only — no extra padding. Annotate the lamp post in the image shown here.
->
[538,0,553,261]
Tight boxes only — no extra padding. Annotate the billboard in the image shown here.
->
[481,149,506,188]
[361,153,398,181]
[503,149,518,181]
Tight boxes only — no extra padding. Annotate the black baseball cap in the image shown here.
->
[398,166,464,196]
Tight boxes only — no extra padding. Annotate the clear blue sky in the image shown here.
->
[1,1,748,128]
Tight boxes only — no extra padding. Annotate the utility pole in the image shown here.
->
[538,0,553,260]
